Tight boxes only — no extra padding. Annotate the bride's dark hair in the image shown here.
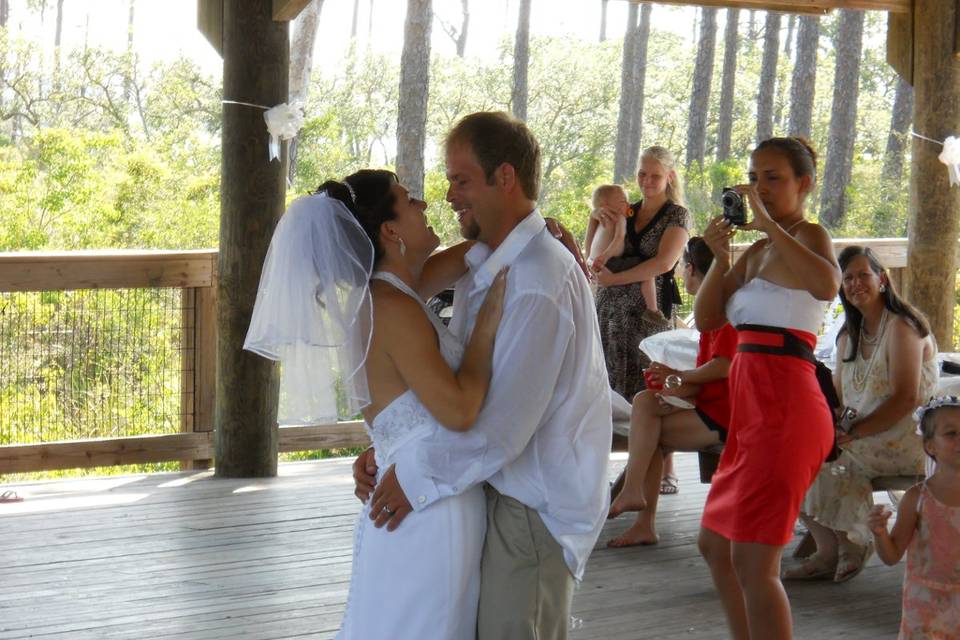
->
[316,169,399,264]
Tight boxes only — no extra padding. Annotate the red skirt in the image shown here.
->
[701,328,834,546]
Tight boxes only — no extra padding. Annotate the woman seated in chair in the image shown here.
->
[607,237,736,546]
[785,245,938,583]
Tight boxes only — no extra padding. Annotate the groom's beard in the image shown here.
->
[460,218,481,241]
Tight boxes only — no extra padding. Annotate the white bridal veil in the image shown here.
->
[243,193,375,424]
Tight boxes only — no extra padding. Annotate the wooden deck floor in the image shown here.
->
[1,453,903,639]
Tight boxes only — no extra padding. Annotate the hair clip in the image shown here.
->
[913,395,960,434]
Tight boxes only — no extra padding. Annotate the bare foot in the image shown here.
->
[607,521,659,548]
[607,490,647,519]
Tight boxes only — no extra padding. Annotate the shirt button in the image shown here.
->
[418,495,426,504]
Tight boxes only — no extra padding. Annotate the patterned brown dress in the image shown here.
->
[595,201,689,400]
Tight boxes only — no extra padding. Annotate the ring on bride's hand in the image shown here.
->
[382,506,395,516]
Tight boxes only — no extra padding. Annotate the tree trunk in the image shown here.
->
[351,0,359,39]
[0,0,9,113]
[624,3,651,177]
[368,0,375,39]
[456,0,469,57]
[787,15,819,138]
[441,0,469,58]
[53,0,64,91]
[905,0,960,349]
[756,11,781,142]
[783,13,795,57]
[614,4,638,184]
[686,8,718,169]
[124,0,134,102]
[510,0,531,121]
[599,0,608,42]
[216,0,289,478]
[882,76,913,192]
[716,8,739,162]
[396,0,432,198]
[819,10,865,230]
[288,0,324,183]
[748,10,756,45]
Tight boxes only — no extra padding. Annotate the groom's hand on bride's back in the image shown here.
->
[353,447,378,503]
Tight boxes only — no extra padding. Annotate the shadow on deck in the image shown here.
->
[0,453,902,639]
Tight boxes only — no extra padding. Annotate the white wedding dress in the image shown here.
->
[336,272,486,640]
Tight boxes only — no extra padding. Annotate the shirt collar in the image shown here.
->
[465,209,545,288]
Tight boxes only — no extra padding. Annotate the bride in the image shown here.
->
[243,169,507,639]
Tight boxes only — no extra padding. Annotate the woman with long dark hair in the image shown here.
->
[786,245,938,583]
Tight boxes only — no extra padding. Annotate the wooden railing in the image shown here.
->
[0,249,368,474]
[0,238,942,473]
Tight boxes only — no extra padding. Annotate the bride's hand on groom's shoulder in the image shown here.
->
[369,465,413,531]
[353,447,378,503]
[546,217,589,278]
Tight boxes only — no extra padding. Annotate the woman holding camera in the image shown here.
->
[695,137,840,640]
[786,246,938,583]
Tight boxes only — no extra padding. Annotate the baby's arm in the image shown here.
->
[592,215,627,268]
[869,484,921,565]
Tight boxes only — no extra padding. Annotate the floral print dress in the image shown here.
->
[899,483,960,639]
[803,319,938,545]
[595,201,688,400]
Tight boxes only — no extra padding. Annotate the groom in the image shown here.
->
[356,111,612,639]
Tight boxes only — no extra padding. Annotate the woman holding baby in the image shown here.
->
[589,146,690,404]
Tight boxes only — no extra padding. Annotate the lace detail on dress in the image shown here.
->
[366,271,464,465]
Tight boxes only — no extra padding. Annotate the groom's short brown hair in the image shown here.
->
[445,111,541,201]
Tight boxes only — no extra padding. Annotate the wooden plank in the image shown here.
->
[180,287,198,437]
[278,422,371,452]
[273,0,313,21]
[197,0,223,56]
[887,9,914,84]
[0,455,906,640]
[0,432,215,473]
[624,0,910,14]
[195,275,218,434]
[0,250,217,292]
[729,237,960,270]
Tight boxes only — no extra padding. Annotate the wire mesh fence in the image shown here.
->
[0,287,188,445]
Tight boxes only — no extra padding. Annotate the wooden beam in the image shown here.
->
[0,250,216,292]
[905,0,960,349]
[217,0,288,478]
[0,433,215,474]
[887,9,914,84]
[624,0,910,14]
[278,422,371,452]
[273,0,313,21]
[197,0,223,57]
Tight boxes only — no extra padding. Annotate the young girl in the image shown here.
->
[868,396,960,639]
[585,184,661,321]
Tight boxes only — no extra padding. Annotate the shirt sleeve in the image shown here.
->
[712,323,738,360]
[395,289,575,511]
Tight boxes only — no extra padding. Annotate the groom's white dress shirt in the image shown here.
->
[395,209,612,580]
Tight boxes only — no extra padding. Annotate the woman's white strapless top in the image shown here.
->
[726,277,827,334]
[366,272,464,466]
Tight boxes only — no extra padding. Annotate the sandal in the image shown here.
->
[659,474,679,495]
[782,554,837,581]
[0,490,23,503]
[834,541,873,583]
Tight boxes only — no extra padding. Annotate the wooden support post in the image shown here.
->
[905,0,960,350]
[215,0,289,477]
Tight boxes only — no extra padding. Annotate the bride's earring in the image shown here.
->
[399,238,407,256]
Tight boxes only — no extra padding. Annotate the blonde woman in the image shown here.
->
[593,146,690,402]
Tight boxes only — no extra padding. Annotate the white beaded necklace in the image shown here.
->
[851,309,889,391]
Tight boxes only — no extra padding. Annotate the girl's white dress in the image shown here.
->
[336,272,486,640]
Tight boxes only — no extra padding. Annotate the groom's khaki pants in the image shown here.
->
[478,485,575,640]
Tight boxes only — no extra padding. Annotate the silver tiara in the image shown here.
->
[913,395,960,433]
[343,180,357,205]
